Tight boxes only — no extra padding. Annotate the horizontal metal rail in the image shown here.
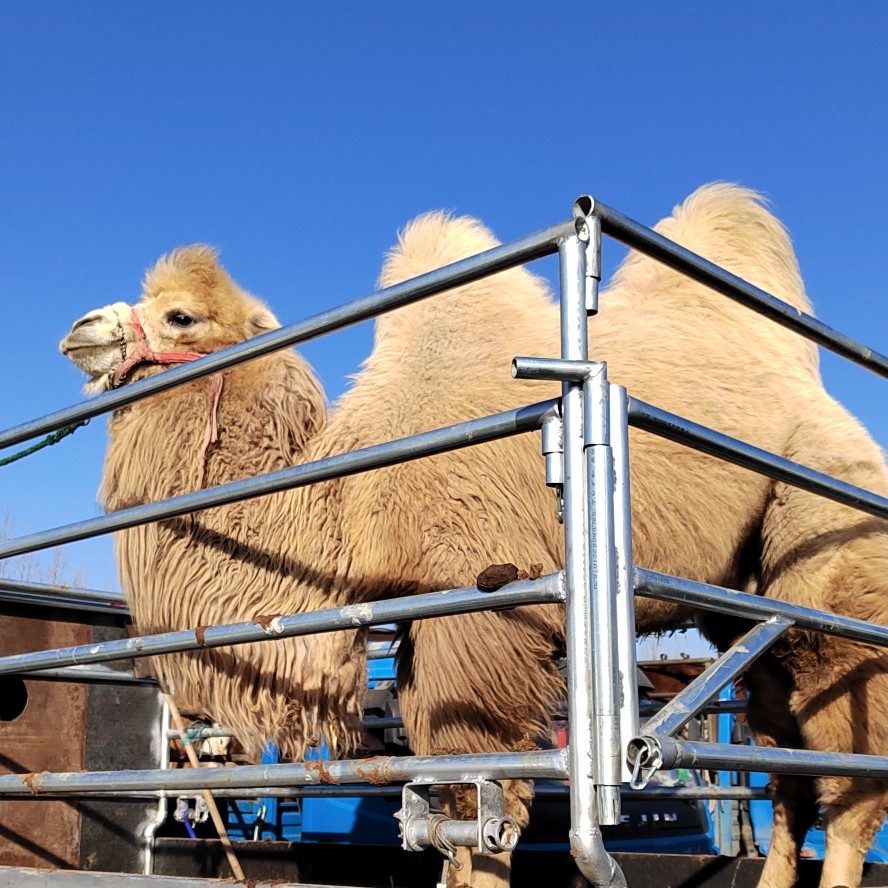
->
[0,221,576,452]
[367,641,399,660]
[168,699,747,743]
[636,568,888,647]
[0,866,303,888]
[0,572,563,676]
[510,368,888,526]
[0,577,128,615]
[22,665,150,684]
[654,737,888,780]
[2,784,768,802]
[0,399,558,561]
[590,197,888,380]
[0,748,568,796]
[629,397,888,521]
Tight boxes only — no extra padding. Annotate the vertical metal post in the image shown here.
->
[559,221,625,888]
[143,695,171,874]
[609,384,639,781]
[584,366,621,820]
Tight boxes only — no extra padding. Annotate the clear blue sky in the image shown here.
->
[1,2,886,602]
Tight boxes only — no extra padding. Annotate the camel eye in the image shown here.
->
[168,312,195,328]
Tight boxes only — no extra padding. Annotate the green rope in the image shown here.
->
[0,419,89,467]
[182,719,211,748]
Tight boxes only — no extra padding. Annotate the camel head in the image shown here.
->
[60,245,280,393]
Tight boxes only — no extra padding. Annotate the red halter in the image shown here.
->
[109,307,205,388]
[109,306,223,501]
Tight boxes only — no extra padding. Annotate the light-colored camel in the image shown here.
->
[60,184,888,888]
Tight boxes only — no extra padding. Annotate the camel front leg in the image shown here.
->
[398,608,562,888]
[744,658,818,888]
[756,774,818,888]
[790,654,888,888]
[817,789,888,888]
[443,847,511,888]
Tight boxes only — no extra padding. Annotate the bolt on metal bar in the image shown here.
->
[0,398,558,561]
[635,568,888,648]
[628,397,888,522]
[0,748,567,796]
[0,221,575,452]
[0,578,128,616]
[589,197,888,381]
[0,573,564,676]
[641,616,794,738]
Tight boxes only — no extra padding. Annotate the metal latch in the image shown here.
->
[396,780,520,868]
[174,795,209,824]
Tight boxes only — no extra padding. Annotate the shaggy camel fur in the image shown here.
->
[60,184,888,888]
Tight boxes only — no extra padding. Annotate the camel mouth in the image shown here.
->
[59,340,93,357]
[61,329,104,353]
[59,333,122,383]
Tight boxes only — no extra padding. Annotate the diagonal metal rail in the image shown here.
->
[635,568,888,647]
[0,222,575,451]
[588,196,888,379]
[641,616,793,738]
[628,398,888,520]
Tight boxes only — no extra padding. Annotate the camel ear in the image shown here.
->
[246,306,279,337]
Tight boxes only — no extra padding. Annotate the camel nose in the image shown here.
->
[70,312,105,333]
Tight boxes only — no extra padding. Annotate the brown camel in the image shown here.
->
[60,184,888,888]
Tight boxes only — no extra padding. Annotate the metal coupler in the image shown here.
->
[396,780,520,867]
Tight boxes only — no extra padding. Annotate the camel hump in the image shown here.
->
[663,182,785,244]
[655,182,812,313]
[378,211,502,289]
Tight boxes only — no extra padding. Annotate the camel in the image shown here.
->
[59,184,888,888]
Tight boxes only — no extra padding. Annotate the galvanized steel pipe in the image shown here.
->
[628,398,888,522]
[635,568,888,647]
[0,221,576,452]
[0,748,568,796]
[0,573,564,676]
[0,399,558,561]
[652,737,888,781]
[590,197,888,380]
[558,222,625,887]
